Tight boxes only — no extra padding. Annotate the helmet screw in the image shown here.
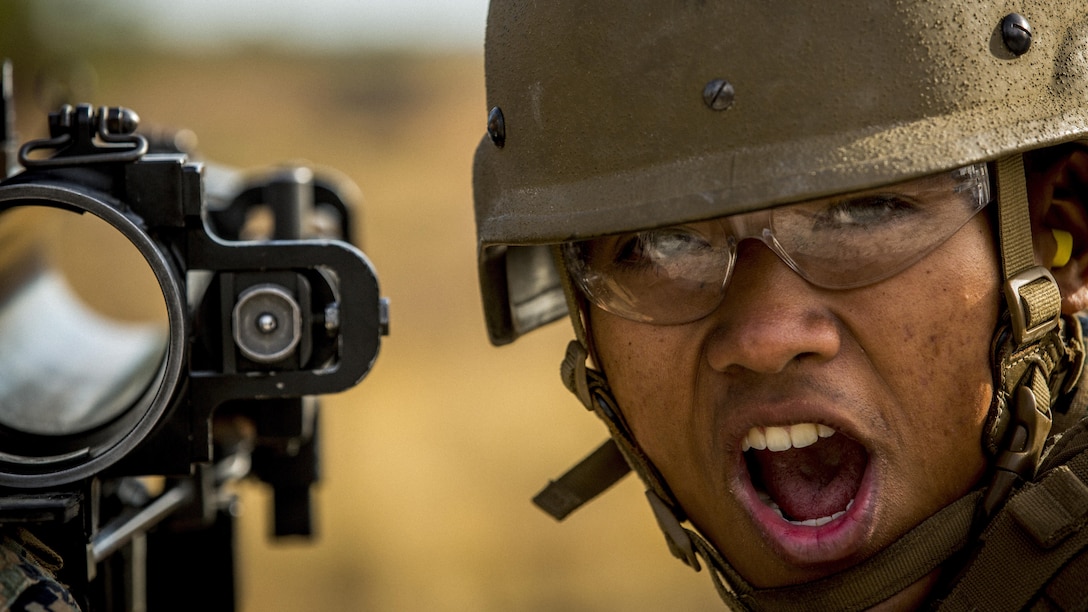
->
[487,106,506,147]
[702,78,735,111]
[1001,13,1032,56]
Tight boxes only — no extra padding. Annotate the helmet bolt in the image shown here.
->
[1001,13,1032,56]
[487,106,506,148]
[702,78,735,111]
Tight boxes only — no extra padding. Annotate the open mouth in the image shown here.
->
[743,423,869,528]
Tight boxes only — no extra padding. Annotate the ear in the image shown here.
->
[1026,142,1088,314]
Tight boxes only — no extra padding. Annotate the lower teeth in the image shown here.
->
[757,492,854,526]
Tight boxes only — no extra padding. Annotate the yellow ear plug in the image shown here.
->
[1052,228,1073,268]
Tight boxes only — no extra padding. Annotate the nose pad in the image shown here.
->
[721,222,807,287]
[727,238,791,289]
[718,212,779,283]
[719,212,799,283]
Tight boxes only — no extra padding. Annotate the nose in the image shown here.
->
[706,241,841,374]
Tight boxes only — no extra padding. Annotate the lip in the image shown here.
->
[731,425,877,567]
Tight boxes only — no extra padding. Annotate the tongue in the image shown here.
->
[751,434,867,521]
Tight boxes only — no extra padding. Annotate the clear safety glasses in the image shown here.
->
[562,163,992,324]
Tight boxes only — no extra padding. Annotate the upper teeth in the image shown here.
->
[742,423,835,452]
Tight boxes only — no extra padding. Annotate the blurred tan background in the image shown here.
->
[1,2,722,610]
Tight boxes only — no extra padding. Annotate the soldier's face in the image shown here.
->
[588,205,999,592]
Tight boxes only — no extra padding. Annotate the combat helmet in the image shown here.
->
[474,1,1088,607]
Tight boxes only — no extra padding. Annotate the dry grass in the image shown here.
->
[10,50,723,611]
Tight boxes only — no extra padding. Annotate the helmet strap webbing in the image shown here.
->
[981,154,1081,521]
[700,493,980,611]
[529,248,637,523]
[928,155,1088,602]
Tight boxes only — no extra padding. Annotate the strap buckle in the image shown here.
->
[646,490,701,570]
[982,382,1054,517]
[1004,266,1061,347]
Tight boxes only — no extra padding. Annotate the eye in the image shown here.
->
[614,227,714,268]
[812,195,916,230]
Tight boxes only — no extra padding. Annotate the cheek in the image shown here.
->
[868,217,997,386]
[883,278,995,396]
[589,311,701,455]
[860,220,999,482]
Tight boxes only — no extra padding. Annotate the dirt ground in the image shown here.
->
[8,50,723,610]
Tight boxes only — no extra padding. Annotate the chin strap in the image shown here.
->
[536,340,699,567]
[706,493,981,611]
[981,155,1084,522]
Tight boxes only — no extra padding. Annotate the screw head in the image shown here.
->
[702,78,735,111]
[1001,13,1032,56]
[487,106,506,147]
[256,313,278,334]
